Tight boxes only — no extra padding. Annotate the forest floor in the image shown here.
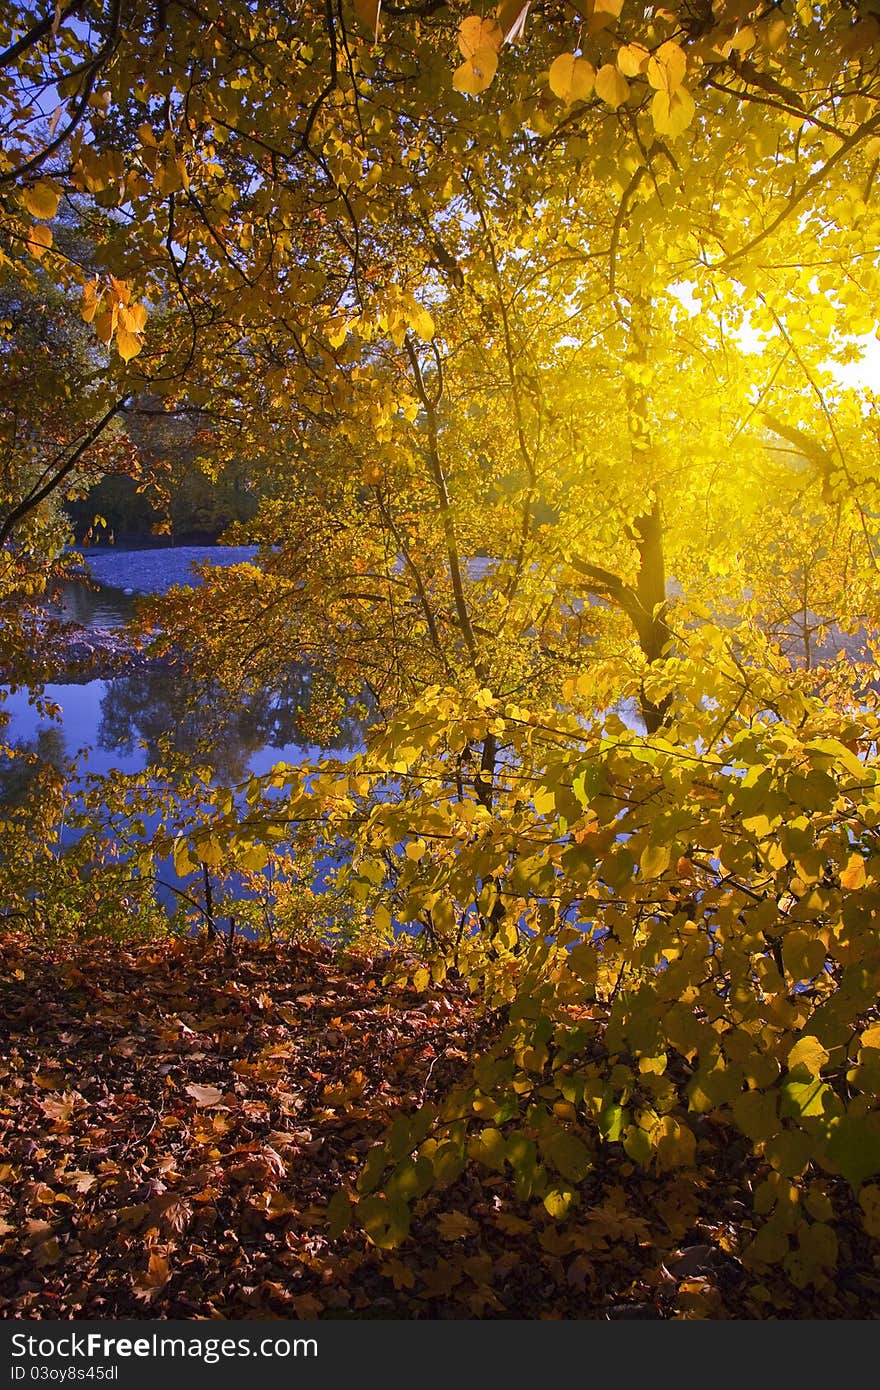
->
[1,935,878,1320]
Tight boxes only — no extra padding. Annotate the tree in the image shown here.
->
[5,0,880,1299]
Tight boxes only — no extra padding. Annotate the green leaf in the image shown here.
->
[639,843,671,878]
[542,1126,592,1183]
[543,1186,577,1219]
[787,1035,830,1076]
[469,1126,507,1171]
[326,1189,353,1238]
[357,1194,410,1249]
[824,1115,880,1188]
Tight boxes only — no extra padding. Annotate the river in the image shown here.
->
[5,546,361,781]
[1,548,367,923]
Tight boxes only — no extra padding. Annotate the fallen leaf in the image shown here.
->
[185,1083,225,1107]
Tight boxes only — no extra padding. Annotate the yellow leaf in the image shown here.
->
[26,223,53,259]
[93,308,115,344]
[411,306,434,340]
[116,328,143,363]
[154,160,183,195]
[119,302,148,333]
[543,1187,575,1219]
[617,42,649,77]
[762,16,788,51]
[81,279,100,324]
[861,1025,880,1052]
[647,39,687,93]
[22,180,61,220]
[638,1051,667,1075]
[653,1116,696,1171]
[729,24,755,53]
[586,0,624,33]
[592,0,624,17]
[458,15,503,58]
[650,85,695,137]
[173,839,196,877]
[533,787,555,815]
[109,274,131,305]
[747,1224,789,1265]
[594,63,629,108]
[237,843,269,871]
[548,53,596,104]
[453,49,498,94]
[787,1035,829,1075]
[196,835,224,869]
[640,842,671,878]
[135,1252,171,1297]
[840,853,867,890]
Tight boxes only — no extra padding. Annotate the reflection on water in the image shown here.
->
[0,724,67,809]
[2,547,367,927]
[97,664,364,782]
[44,579,138,630]
[2,664,365,789]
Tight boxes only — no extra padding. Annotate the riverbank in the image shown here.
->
[31,620,180,684]
[22,543,265,683]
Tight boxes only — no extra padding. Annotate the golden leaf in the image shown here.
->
[840,852,867,890]
[118,302,148,334]
[647,39,687,93]
[133,1252,171,1300]
[650,85,695,137]
[594,63,629,108]
[458,14,503,59]
[80,279,100,324]
[617,42,650,77]
[453,49,498,95]
[22,180,61,220]
[26,223,53,259]
[548,53,596,104]
[116,328,143,363]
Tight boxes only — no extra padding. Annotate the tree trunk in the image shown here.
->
[630,502,672,734]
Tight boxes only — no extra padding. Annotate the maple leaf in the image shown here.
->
[39,1093,79,1122]
[151,1195,193,1236]
[436,1210,479,1240]
[132,1252,172,1302]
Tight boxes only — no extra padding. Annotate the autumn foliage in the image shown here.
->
[4,0,880,1316]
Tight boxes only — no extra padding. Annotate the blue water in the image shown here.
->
[2,548,365,925]
[1,678,338,782]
